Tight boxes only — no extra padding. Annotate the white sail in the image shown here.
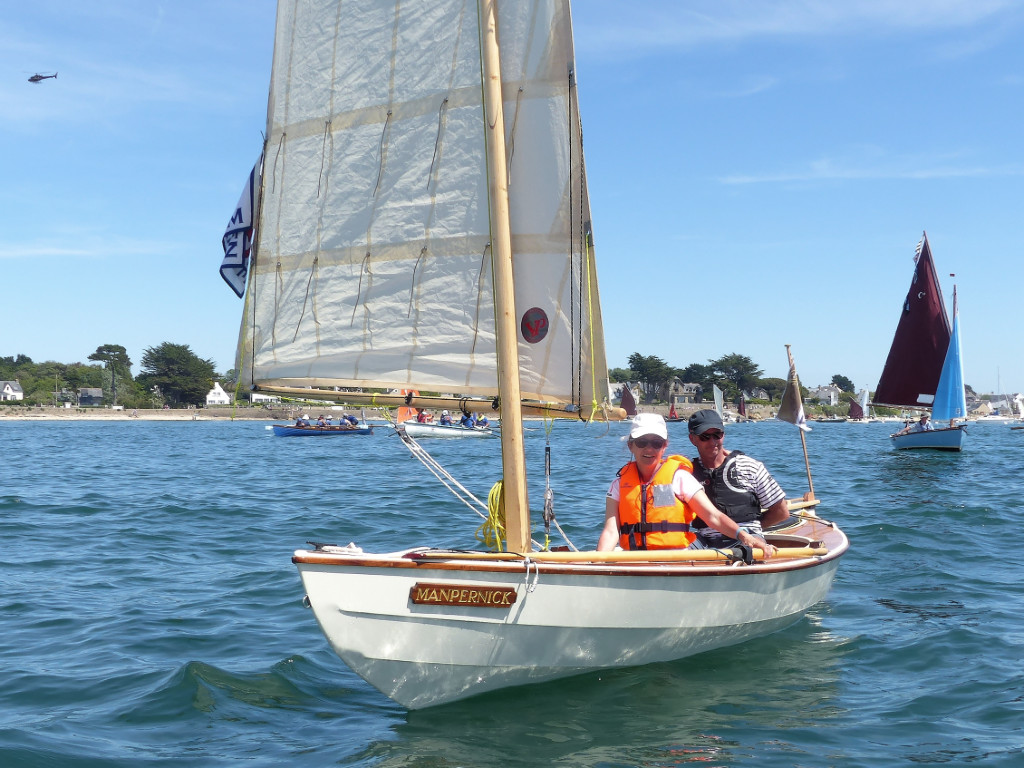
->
[238,0,607,410]
[713,384,724,418]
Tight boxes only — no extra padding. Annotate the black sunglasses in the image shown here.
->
[633,437,666,449]
[697,431,725,442]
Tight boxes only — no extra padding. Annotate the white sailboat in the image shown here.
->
[400,420,496,439]
[236,0,848,709]
[712,383,736,422]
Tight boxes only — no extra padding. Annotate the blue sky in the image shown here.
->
[3,1,1022,396]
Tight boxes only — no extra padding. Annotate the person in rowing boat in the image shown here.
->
[295,414,310,427]
[439,410,453,425]
[896,413,933,435]
[317,414,329,427]
[687,409,790,549]
[597,413,776,557]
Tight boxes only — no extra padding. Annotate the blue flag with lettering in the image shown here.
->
[220,157,261,297]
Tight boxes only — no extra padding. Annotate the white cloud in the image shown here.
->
[576,0,1020,56]
[718,151,1024,185]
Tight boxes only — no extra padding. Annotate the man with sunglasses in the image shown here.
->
[687,409,790,548]
[597,413,775,557]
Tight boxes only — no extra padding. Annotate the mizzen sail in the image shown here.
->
[873,232,951,409]
[237,0,608,412]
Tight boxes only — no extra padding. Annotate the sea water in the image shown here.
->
[1,418,1022,767]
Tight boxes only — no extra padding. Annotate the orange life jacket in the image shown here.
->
[617,456,696,550]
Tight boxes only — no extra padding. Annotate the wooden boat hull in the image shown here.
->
[890,425,965,451]
[271,424,373,437]
[400,422,495,439]
[293,515,847,709]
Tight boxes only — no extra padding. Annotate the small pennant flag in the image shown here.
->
[778,345,811,431]
[220,157,262,297]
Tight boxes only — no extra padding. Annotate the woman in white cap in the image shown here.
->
[597,413,775,557]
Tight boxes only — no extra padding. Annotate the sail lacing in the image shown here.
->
[293,255,321,347]
[469,244,489,357]
[373,110,392,198]
[506,86,524,183]
[270,133,285,194]
[350,252,373,329]
[272,261,284,353]
[428,98,449,187]
[408,248,427,318]
[316,120,332,196]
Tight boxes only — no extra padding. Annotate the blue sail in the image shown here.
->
[931,305,966,421]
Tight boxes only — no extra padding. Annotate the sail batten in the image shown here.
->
[238,0,608,409]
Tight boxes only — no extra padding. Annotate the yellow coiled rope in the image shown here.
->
[476,480,506,552]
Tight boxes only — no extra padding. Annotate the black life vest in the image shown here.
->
[690,451,760,528]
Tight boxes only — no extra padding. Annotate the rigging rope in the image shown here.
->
[396,429,489,520]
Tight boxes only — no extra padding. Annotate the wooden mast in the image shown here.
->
[479,0,530,553]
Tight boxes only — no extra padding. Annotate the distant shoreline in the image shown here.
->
[0,407,311,422]
[1,403,779,423]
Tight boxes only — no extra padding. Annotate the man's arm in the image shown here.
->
[760,497,790,528]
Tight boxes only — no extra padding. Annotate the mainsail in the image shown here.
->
[237,0,608,413]
[874,233,952,409]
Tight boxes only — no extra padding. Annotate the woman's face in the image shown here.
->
[629,434,667,476]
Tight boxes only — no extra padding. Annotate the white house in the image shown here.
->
[250,392,282,404]
[206,382,231,406]
[1,380,24,401]
[809,384,843,406]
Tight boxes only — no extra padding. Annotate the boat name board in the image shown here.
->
[409,582,517,608]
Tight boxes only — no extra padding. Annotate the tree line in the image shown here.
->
[612,352,858,405]
[1,343,230,408]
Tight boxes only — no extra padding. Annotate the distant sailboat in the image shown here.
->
[847,390,872,423]
[619,384,638,416]
[712,383,729,422]
[847,397,864,421]
[874,233,967,450]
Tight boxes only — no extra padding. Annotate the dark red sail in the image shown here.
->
[873,233,952,409]
[848,398,864,420]
[619,384,637,416]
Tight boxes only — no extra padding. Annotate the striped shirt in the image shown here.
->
[692,452,786,542]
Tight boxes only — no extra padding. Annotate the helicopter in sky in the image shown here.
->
[28,72,57,83]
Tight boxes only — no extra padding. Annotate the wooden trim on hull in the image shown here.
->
[293,518,847,578]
